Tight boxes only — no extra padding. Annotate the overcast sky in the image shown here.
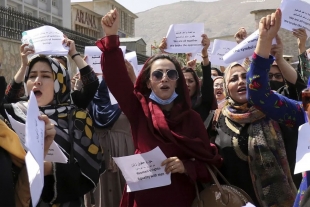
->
[71,0,218,13]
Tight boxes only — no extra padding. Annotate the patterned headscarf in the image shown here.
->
[14,56,102,197]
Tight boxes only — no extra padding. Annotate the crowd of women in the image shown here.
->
[0,7,310,207]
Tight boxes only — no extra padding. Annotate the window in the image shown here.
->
[124,13,128,32]
[53,19,59,26]
[52,0,57,7]
[25,11,33,16]
[130,17,135,36]
[120,11,125,30]
[39,16,47,21]
[40,0,47,2]
[7,4,18,11]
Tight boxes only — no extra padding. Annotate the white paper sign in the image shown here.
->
[6,111,27,150]
[113,147,171,192]
[223,30,276,64]
[5,110,67,163]
[280,0,310,37]
[25,91,45,206]
[21,26,69,55]
[84,46,102,73]
[125,51,139,77]
[25,152,42,207]
[165,23,204,53]
[211,39,239,66]
[294,123,310,174]
[85,46,126,73]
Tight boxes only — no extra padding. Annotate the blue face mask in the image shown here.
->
[149,90,178,105]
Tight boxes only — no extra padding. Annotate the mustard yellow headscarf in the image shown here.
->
[0,119,25,167]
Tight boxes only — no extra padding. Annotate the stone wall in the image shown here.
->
[0,38,22,82]
[252,9,310,62]
[0,37,80,83]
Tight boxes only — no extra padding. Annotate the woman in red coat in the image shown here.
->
[96,9,222,207]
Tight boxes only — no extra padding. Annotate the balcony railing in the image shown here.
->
[0,6,97,53]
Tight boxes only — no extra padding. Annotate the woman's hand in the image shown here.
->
[293,28,307,54]
[63,36,88,69]
[101,9,119,36]
[38,115,55,158]
[186,59,197,70]
[14,44,35,83]
[234,27,247,44]
[62,36,78,58]
[20,44,34,68]
[162,157,187,174]
[201,34,210,54]
[255,9,282,58]
[201,34,210,66]
[158,37,167,53]
[258,9,282,42]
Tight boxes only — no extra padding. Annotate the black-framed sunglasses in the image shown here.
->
[268,73,283,80]
[150,69,179,82]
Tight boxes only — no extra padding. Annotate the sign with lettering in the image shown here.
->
[223,30,276,64]
[211,39,239,66]
[165,23,204,53]
[280,0,310,38]
[75,9,98,30]
[84,46,126,74]
[21,26,69,56]
[113,147,171,192]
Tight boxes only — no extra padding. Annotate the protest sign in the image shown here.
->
[5,110,67,163]
[280,0,310,37]
[113,147,171,192]
[211,39,239,66]
[22,25,68,55]
[25,91,45,206]
[165,23,204,53]
[125,51,139,77]
[84,46,127,73]
[223,30,259,64]
[223,30,277,64]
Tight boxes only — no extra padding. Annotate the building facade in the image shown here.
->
[73,0,137,38]
[71,4,103,39]
[120,38,147,56]
[0,0,71,29]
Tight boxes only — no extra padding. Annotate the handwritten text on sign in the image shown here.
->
[165,23,204,53]
[113,147,171,192]
[280,0,310,37]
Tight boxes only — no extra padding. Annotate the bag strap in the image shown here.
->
[210,165,231,185]
[194,164,229,205]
